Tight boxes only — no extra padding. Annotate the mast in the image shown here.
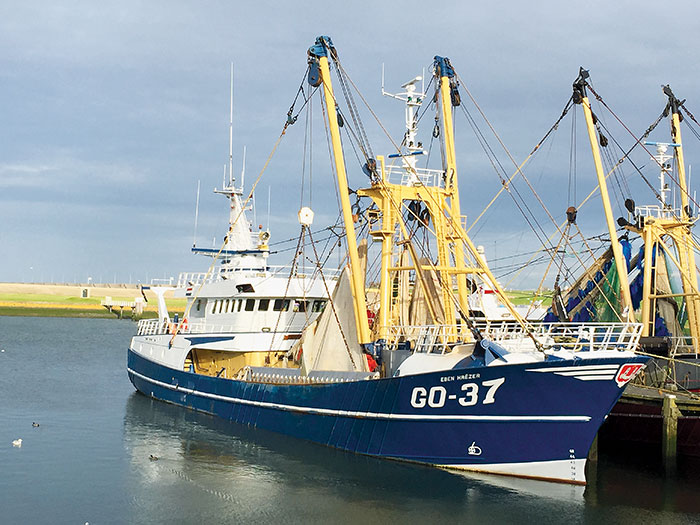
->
[665,86,700,347]
[358,56,530,345]
[573,69,635,322]
[191,67,266,270]
[307,36,371,344]
[229,62,234,187]
[434,57,470,318]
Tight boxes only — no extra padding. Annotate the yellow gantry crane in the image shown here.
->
[573,69,635,323]
[308,38,528,350]
[575,70,700,351]
[634,87,700,349]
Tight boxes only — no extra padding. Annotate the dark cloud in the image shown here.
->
[1,1,699,287]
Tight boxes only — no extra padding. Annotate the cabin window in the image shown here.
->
[218,300,225,314]
[211,300,218,314]
[223,299,230,313]
[237,299,243,312]
[245,299,256,311]
[196,299,201,312]
[273,299,290,311]
[258,299,270,311]
[228,300,235,313]
[312,300,326,313]
[293,300,308,313]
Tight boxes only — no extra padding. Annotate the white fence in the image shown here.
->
[384,164,445,187]
[177,266,343,288]
[387,321,643,354]
[137,318,249,336]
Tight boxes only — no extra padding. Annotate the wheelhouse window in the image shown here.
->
[245,299,256,311]
[312,300,326,313]
[273,299,290,311]
[293,300,308,313]
[258,299,270,311]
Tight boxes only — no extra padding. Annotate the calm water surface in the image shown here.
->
[1,316,699,524]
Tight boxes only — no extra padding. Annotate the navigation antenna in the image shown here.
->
[644,141,679,215]
[381,64,427,180]
[192,179,201,246]
[228,62,234,187]
[241,145,246,192]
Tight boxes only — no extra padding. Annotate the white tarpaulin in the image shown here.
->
[298,267,368,374]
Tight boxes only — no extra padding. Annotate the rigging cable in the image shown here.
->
[587,82,699,215]
[306,227,358,370]
[168,70,312,343]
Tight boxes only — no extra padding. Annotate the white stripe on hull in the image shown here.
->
[527,364,619,372]
[527,364,619,382]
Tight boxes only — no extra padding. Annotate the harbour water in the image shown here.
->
[1,316,699,524]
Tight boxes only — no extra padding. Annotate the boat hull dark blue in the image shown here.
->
[127,348,647,483]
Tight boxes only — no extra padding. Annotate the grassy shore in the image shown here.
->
[0,282,548,319]
[0,283,186,319]
[507,290,550,305]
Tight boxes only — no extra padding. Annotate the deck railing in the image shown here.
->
[384,164,445,187]
[177,266,342,288]
[387,321,643,354]
[136,318,301,337]
[635,204,684,220]
[136,318,238,336]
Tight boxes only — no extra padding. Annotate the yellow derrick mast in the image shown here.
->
[632,87,700,349]
[575,72,700,351]
[307,38,530,354]
[357,56,528,345]
[573,69,635,322]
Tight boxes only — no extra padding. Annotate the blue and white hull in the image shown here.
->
[127,346,646,484]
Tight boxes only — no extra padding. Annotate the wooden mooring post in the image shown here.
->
[585,433,598,490]
[662,394,681,476]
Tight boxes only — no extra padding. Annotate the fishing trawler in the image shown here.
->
[536,72,700,457]
[128,37,648,484]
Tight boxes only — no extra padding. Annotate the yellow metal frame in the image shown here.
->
[579,94,635,321]
[317,54,371,344]
[357,65,530,343]
[670,112,700,346]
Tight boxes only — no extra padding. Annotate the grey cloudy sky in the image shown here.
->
[2,1,700,287]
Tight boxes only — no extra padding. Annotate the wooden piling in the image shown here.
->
[585,433,598,487]
[662,394,680,476]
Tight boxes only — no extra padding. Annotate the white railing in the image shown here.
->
[177,272,214,287]
[383,165,445,187]
[137,318,257,336]
[668,335,697,355]
[136,318,306,338]
[473,321,643,353]
[387,324,470,353]
[137,319,166,335]
[177,266,343,288]
[635,205,684,220]
[386,321,643,354]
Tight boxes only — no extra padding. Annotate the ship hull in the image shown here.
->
[127,347,647,484]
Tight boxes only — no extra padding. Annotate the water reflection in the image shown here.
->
[5,317,697,523]
[126,393,700,523]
